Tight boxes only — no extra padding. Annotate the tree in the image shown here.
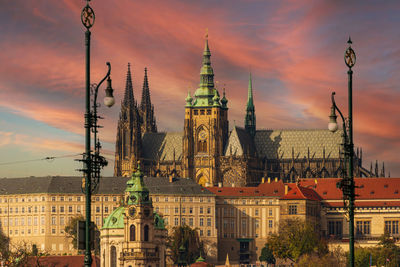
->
[168,225,205,265]
[259,243,275,266]
[298,247,347,267]
[64,215,85,251]
[0,226,10,262]
[266,218,328,262]
[64,215,100,254]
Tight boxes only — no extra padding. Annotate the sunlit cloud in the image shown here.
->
[0,0,399,177]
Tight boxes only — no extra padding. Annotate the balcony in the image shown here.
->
[121,248,159,261]
[325,234,400,242]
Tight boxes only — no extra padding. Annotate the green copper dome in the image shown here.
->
[185,91,193,107]
[221,88,228,108]
[102,206,125,229]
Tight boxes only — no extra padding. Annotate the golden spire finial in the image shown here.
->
[205,28,208,39]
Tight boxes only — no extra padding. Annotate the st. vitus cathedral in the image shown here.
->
[114,36,383,186]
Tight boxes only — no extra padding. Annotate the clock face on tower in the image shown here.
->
[129,207,136,217]
[198,130,207,141]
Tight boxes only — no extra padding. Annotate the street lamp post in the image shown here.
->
[80,1,115,266]
[328,37,356,267]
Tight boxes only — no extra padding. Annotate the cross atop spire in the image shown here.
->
[123,63,134,107]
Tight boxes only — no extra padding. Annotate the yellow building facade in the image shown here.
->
[0,177,399,265]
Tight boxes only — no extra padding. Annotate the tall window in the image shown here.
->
[129,225,136,241]
[328,221,342,237]
[356,221,370,236]
[288,205,297,215]
[110,246,117,267]
[144,225,149,241]
[197,140,207,153]
[385,220,399,235]
[123,129,130,158]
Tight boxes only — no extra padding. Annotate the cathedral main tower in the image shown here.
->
[182,34,229,186]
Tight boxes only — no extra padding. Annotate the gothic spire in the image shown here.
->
[141,67,151,111]
[247,73,254,110]
[245,72,256,138]
[193,30,216,107]
[139,67,157,133]
[123,63,134,107]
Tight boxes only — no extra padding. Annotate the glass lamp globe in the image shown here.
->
[104,96,115,107]
[328,122,338,133]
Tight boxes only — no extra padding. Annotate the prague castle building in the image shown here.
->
[114,35,375,186]
[0,176,398,265]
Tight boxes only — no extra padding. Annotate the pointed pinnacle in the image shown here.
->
[347,36,352,45]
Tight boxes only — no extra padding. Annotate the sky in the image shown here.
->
[0,0,399,178]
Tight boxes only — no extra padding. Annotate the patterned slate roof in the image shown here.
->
[0,176,213,196]
[254,129,343,159]
[224,126,256,156]
[142,132,183,161]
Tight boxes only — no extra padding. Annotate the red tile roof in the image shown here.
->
[325,201,400,208]
[207,180,285,197]
[297,178,400,200]
[281,183,321,201]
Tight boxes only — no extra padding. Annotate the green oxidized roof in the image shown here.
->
[125,165,151,205]
[185,91,193,107]
[102,206,125,229]
[192,36,220,107]
[246,73,254,110]
[221,88,228,108]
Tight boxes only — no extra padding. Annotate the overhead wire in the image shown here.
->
[0,153,83,166]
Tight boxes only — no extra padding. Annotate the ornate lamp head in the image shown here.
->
[81,2,95,29]
[344,37,356,68]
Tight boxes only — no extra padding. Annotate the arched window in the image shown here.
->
[110,246,117,267]
[123,129,130,158]
[144,225,149,241]
[129,224,136,241]
[197,140,207,153]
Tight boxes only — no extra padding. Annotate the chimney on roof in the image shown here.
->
[218,182,222,188]
[232,183,235,187]
[285,184,288,195]
[261,177,265,183]
[268,177,271,183]
[314,179,318,185]
[169,175,173,183]
[274,177,278,182]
